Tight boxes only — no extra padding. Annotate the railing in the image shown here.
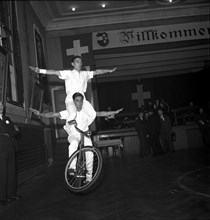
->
[170,106,200,126]
[16,123,48,184]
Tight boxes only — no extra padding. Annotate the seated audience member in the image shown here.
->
[0,102,21,206]
[195,107,210,147]
[157,107,175,153]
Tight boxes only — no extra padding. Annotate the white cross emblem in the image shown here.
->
[66,40,89,57]
[132,84,151,108]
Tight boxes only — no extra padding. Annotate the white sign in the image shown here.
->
[93,21,210,50]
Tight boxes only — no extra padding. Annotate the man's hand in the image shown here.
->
[68,119,77,126]
[109,67,117,73]
[29,66,40,73]
[116,108,123,114]
[30,108,41,116]
[14,124,19,133]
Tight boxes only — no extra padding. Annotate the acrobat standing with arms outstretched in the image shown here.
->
[30,55,117,131]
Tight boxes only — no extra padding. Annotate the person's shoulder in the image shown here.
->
[62,68,73,72]
[80,69,89,73]
[81,69,93,74]
[59,69,74,78]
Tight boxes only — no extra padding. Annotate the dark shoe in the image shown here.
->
[68,168,76,176]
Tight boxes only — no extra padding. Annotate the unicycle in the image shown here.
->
[64,125,103,193]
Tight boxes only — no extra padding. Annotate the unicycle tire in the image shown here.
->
[64,147,103,193]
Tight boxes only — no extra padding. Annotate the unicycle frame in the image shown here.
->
[64,125,103,193]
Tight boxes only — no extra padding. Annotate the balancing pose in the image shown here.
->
[30,93,122,182]
[30,107,123,119]
[29,55,117,130]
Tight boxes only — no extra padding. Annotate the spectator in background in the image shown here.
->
[195,107,210,147]
[153,99,160,114]
[147,107,164,156]
[0,102,21,206]
[187,101,196,122]
[147,100,154,112]
[160,98,170,116]
[144,109,150,121]
[157,107,175,153]
[134,109,150,158]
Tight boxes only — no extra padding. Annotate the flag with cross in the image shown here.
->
[60,33,95,69]
[97,79,154,113]
[132,84,151,108]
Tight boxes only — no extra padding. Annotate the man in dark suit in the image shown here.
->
[134,109,150,158]
[195,107,210,147]
[0,102,21,206]
[157,107,175,153]
[147,108,164,156]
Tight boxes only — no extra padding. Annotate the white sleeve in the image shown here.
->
[59,70,71,80]
[59,110,69,120]
[86,71,94,80]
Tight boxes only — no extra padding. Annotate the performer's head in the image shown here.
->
[72,92,84,111]
[71,55,82,71]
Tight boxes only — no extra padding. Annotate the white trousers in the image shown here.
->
[68,134,93,181]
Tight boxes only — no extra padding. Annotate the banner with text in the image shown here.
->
[92,21,210,50]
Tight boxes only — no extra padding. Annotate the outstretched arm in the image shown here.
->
[96,108,123,117]
[30,108,61,118]
[93,67,117,76]
[29,66,61,76]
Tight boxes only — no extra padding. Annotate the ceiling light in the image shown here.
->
[101,3,106,8]
[72,7,76,11]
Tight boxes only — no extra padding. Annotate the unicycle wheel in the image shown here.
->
[64,147,103,193]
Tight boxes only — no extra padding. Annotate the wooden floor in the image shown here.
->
[0,147,210,220]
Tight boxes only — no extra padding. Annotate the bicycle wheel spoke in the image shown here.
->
[64,147,103,193]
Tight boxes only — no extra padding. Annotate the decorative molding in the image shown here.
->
[45,4,210,31]
[29,1,52,28]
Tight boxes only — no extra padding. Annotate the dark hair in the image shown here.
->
[138,107,144,114]
[72,92,84,101]
[71,55,81,63]
[157,107,164,112]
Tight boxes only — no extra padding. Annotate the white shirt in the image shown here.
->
[59,69,94,102]
[60,110,90,134]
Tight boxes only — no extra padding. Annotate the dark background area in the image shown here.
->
[97,67,209,113]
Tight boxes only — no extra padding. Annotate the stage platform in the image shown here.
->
[0,147,209,220]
